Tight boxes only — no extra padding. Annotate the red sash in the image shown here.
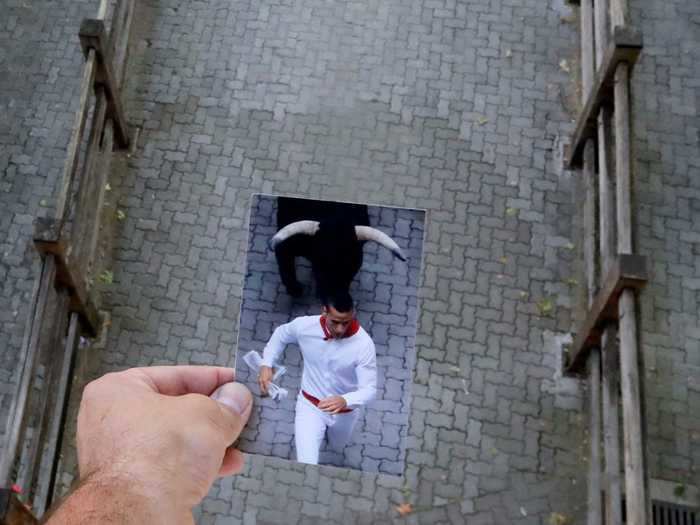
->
[302,390,353,413]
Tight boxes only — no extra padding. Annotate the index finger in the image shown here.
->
[125,366,235,396]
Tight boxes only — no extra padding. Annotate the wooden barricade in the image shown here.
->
[564,0,649,522]
[0,0,135,520]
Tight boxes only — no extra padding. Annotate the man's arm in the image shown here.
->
[260,318,300,367]
[43,367,252,525]
[341,343,377,408]
[43,471,188,524]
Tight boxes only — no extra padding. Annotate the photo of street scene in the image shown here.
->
[234,194,425,474]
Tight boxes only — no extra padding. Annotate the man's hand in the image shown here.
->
[46,366,252,524]
[317,395,348,414]
[258,365,274,396]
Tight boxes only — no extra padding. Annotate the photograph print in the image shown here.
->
[234,194,425,475]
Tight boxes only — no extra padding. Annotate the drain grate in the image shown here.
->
[652,500,697,525]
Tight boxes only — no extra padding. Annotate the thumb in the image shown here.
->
[210,382,253,439]
[210,382,253,477]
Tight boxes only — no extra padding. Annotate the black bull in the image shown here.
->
[271,197,404,299]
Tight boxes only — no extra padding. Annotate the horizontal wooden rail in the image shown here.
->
[565,26,642,169]
[565,254,648,374]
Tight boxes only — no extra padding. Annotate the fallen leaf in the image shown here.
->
[449,365,461,373]
[565,277,578,285]
[505,49,512,57]
[490,447,498,455]
[519,291,528,299]
[39,199,48,207]
[537,297,554,316]
[505,207,517,216]
[476,116,489,125]
[116,209,126,221]
[461,378,469,395]
[396,503,413,516]
[98,270,113,284]
[564,242,575,250]
[549,512,571,525]
[105,183,112,191]
[499,256,508,264]
[559,59,570,72]
[520,506,528,516]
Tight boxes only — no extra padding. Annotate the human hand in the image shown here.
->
[258,365,273,396]
[317,395,348,414]
[50,366,252,524]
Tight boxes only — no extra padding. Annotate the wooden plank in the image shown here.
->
[598,107,615,274]
[86,122,114,278]
[565,27,642,169]
[109,0,136,89]
[69,90,108,285]
[581,0,595,98]
[34,313,80,516]
[610,0,629,29]
[614,51,648,523]
[594,0,609,64]
[619,289,647,524]
[565,254,647,374]
[33,220,99,336]
[0,490,38,525]
[79,19,129,149]
[583,141,597,304]
[0,258,55,486]
[602,326,622,525]
[587,349,602,525]
[54,51,96,224]
[20,293,69,505]
[615,62,633,254]
[97,0,110,20]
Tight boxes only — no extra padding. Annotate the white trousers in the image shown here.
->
[294,394,360,465]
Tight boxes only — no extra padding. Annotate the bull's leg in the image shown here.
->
[275,243,303,297]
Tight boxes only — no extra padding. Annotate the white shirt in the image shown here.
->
[261,315,377,408]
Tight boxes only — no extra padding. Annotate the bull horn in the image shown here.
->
[270,220,320,249]
[355,226,407,261]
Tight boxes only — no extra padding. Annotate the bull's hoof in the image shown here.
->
[286,282,304,297]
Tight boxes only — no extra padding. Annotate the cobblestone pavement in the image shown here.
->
[235,195,424,474]
[0,0,695,520]
[0,0,100,441]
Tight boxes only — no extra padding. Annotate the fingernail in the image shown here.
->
[211,382,252,416]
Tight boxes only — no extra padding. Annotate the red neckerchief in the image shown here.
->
[320,315,360,341]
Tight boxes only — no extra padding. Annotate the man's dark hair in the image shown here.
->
[322,289,354,313]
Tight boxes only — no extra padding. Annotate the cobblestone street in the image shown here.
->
[1,0,698,522]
